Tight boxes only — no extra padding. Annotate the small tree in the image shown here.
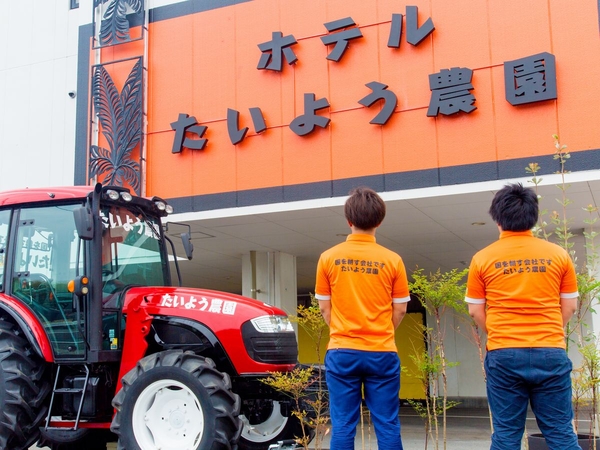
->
[526,135,600,445]
[571,365,592,430]
[294,296,330,449]
[261,295,330,450]
[262,367,317,449]
[408,267,468,450]
[453,299,494,434]
[407,329,459,450]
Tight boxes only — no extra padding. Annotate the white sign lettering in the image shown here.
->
[159,293,237,315]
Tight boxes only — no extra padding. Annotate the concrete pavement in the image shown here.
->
[31,407,548,449]
[314,406,543,449]
[324,406,496,449]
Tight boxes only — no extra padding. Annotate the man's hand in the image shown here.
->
[393,303,407,328]
[319,300,331,326]
[561,297,578,327]
[468,303,487,334]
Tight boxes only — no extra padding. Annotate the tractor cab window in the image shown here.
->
[0,210,10,291]
[11,204,85,357]
[100,205,167,306]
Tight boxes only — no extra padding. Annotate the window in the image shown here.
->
[70,0,79,9]
[13,205,85,356]
[100,205,167,306]
[0,210,10,291]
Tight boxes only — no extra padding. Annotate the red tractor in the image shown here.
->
[0,184,308,450]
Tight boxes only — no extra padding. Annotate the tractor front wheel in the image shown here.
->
[111,350,241,450]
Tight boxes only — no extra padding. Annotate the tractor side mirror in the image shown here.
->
[73,206,94,240]
[181,232,194,260]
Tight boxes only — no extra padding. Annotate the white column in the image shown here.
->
[242,251,298,316]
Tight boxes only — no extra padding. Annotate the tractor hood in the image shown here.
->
[118,286,298,374]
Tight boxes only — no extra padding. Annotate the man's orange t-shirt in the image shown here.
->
[465,230,578,350]
[314,234,411,352]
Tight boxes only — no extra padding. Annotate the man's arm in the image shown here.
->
[318,300,331,326]
[468,303,487,334]
[560,296,578,327]
[392,302,407,328]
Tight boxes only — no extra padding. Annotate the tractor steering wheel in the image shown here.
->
[25,273,57,308]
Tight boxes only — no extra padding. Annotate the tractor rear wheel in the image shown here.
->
[111,350,241,450]
[238,399,313,450]
[0,317,50,450]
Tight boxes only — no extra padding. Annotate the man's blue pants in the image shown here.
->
[325,349,403,450]
[485,347,581,450]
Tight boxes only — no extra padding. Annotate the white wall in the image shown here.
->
[425,310,488,401]
[446,311,488,399]
[0,0,201,192]
[0,0,80,191]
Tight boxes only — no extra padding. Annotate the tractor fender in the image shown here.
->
[0,295,53,361]
[149,315,238,376]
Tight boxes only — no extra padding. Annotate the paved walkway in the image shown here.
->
[31,407,549,450]
[317,406,545,450]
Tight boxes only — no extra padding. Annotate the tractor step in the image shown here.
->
[44,364,91,431]
[53,387,85,394]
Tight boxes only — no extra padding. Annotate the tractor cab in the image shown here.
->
[1,185,171,362]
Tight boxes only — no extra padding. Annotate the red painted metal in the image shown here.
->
[0,293,54,361]
[48,420,111,429]
[0,186,92,206]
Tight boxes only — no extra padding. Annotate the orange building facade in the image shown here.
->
[75,0,600,205]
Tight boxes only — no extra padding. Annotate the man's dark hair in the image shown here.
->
[489,183,538,231]
[344,186,386,230]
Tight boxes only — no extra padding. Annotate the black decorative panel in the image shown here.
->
[93,0,145,48]
[89,57,143,195]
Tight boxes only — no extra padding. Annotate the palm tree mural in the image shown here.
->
[90,58,143,194]
[95,0,144,46]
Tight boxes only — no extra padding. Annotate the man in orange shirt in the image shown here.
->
[465,183,581,450]
[315,187,410,450]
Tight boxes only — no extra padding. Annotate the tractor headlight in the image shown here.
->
[106,190,120,200]
[250,315,294,333]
